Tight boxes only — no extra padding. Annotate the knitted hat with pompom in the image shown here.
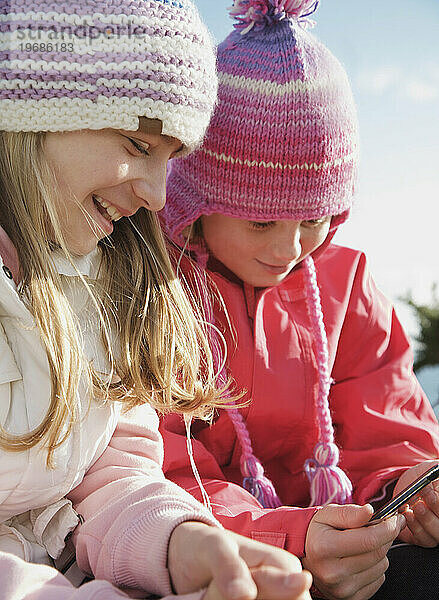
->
[164,0,359,240]
[163,0,357,509]
[0,0,218,151]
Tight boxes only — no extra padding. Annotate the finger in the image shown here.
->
[250,566,313,600]
[399,507,436,546]
[322,558,388,600]
[315,503,374,530]
[397,507,418,544]
[204,581,224,600]
[228,531,302,572]
[307,504,373,560]
[325,513,405,558]
[204,567,313,600]
[350,575,386,600]
[337,539,392,574]
[421,486,439,520]
[200,532,258,600]
[404,503,439,547]
[204,580,254,600]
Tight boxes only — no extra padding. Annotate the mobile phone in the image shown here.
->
[365,464,439,526]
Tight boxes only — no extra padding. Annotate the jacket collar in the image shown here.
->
[0,226,102,322]
[50,246,101,279]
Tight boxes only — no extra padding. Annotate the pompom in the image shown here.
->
[228,0,319,35]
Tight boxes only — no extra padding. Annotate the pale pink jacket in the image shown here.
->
[0,227,217,599]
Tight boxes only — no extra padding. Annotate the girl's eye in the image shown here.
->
[128,137,150,156]
[249,221,276,231]
[302,217,329,228]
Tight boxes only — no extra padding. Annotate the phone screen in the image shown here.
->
[366,464,439,526]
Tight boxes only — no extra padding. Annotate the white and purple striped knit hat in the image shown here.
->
[0,0,218,151]
[163,0,358,509]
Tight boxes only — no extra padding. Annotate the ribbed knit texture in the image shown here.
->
[0,0,217,150]
[163,0,359,242]
[112,498,219,594]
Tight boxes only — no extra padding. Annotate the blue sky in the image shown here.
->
[195,0,439,338]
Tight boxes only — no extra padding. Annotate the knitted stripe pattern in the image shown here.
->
[302,255,353,505]
[163,1,359,243]
[0,0,217,150]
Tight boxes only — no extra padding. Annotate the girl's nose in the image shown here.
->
[131,163,167,212]
[273,224,302,262]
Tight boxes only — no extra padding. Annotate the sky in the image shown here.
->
[195,0,439,400]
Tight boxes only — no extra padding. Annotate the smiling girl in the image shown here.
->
[198,214,331,287]
[0,1,312,599]
[43,119,180,255]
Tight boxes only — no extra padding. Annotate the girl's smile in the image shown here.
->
[255,259,293,275]
[91,195,120,236]
[44,123,182,256]
[93,195,123,221]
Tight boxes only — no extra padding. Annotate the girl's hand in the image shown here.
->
[302,504,406,600]
[168,521,312,600]
[395,459,439,548]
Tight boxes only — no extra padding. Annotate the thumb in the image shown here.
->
[317,503,374,530]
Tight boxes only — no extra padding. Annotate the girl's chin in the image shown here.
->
[64,236,100,257]
[66,224,114,256]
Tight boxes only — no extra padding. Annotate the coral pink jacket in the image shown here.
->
[161,244,439,558]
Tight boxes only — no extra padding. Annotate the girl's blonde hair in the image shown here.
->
[0,131,229,466]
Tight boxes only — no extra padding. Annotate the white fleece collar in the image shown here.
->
[50,247,102,279]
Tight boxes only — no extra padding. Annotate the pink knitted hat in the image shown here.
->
[163,0,359,244]
[163,0,357,509]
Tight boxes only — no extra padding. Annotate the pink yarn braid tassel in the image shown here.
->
[189,251,282,509]
[304,442,353,505]
[302,256,353,506]
[229,409,282,508]
[191,238,210,269]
